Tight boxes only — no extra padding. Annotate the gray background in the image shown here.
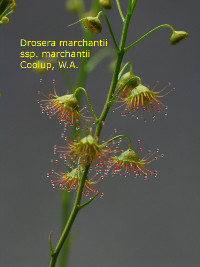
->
[1,0,200,266]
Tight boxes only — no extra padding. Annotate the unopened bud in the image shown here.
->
[99,0,112,10]
[82,16,102,34]
[117,72,138,90]
[170,30,188,45]
[117,149,139,163]
[1,16,9,23]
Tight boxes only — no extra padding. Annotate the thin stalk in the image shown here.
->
[118,61,133,79]
[98,11,119,52]
[116,0,125,22]
[101,134,132,149]
[78,193,99,210]
[94,1,134,138]
[73,87,98,123]
[125,24,174,52]
[0,0,16,20]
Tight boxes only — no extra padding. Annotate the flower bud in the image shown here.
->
[66,0,83,14]
[57,94,79,111]
[117,72,138,97]
[118,72,138,89]
[1,16,9,23]
[82,16,102,34]
[99,0,112,10]
[170,30,188,45]
[117,149,140,163]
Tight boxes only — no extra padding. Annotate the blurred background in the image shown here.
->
[1,0,200,266]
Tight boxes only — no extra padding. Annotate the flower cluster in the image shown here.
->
[37,79,166,198]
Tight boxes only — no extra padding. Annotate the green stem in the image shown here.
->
[102,134,132,148]
[131,0,138,13]
[116,0,125,22]
[125,24,175,52]
[0,0,16,20]
[78,193,99,211]
[118,61,133,79]
[50,1,136,266]
[98,11,119,52]
[73,87,98,122]
[95,3,135,137]
[59,192,72,267]
[58,2,101,267]
[50,162,91,267]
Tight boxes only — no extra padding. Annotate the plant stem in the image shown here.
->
[0,0,16,20]
[50,1,136,266]
[94,1,133,138]
[50,162,91,267]
[58,2,100,266]
[98,11,119,52]
[58,192,71,267]
[102,134,132,148]
[125,24,174,52]
[118,61,133,78]
[116,0,125,22]
[73,87,98,122]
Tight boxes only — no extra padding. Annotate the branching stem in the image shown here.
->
[49,1,137,266]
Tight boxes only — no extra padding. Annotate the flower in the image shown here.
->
[48,165,103,198]
[37,80,83,124]
[111,145,164,179]
[67,15,102,34]
[120,83,173,121]
[82,16,102,33]
[58,132,113,165]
